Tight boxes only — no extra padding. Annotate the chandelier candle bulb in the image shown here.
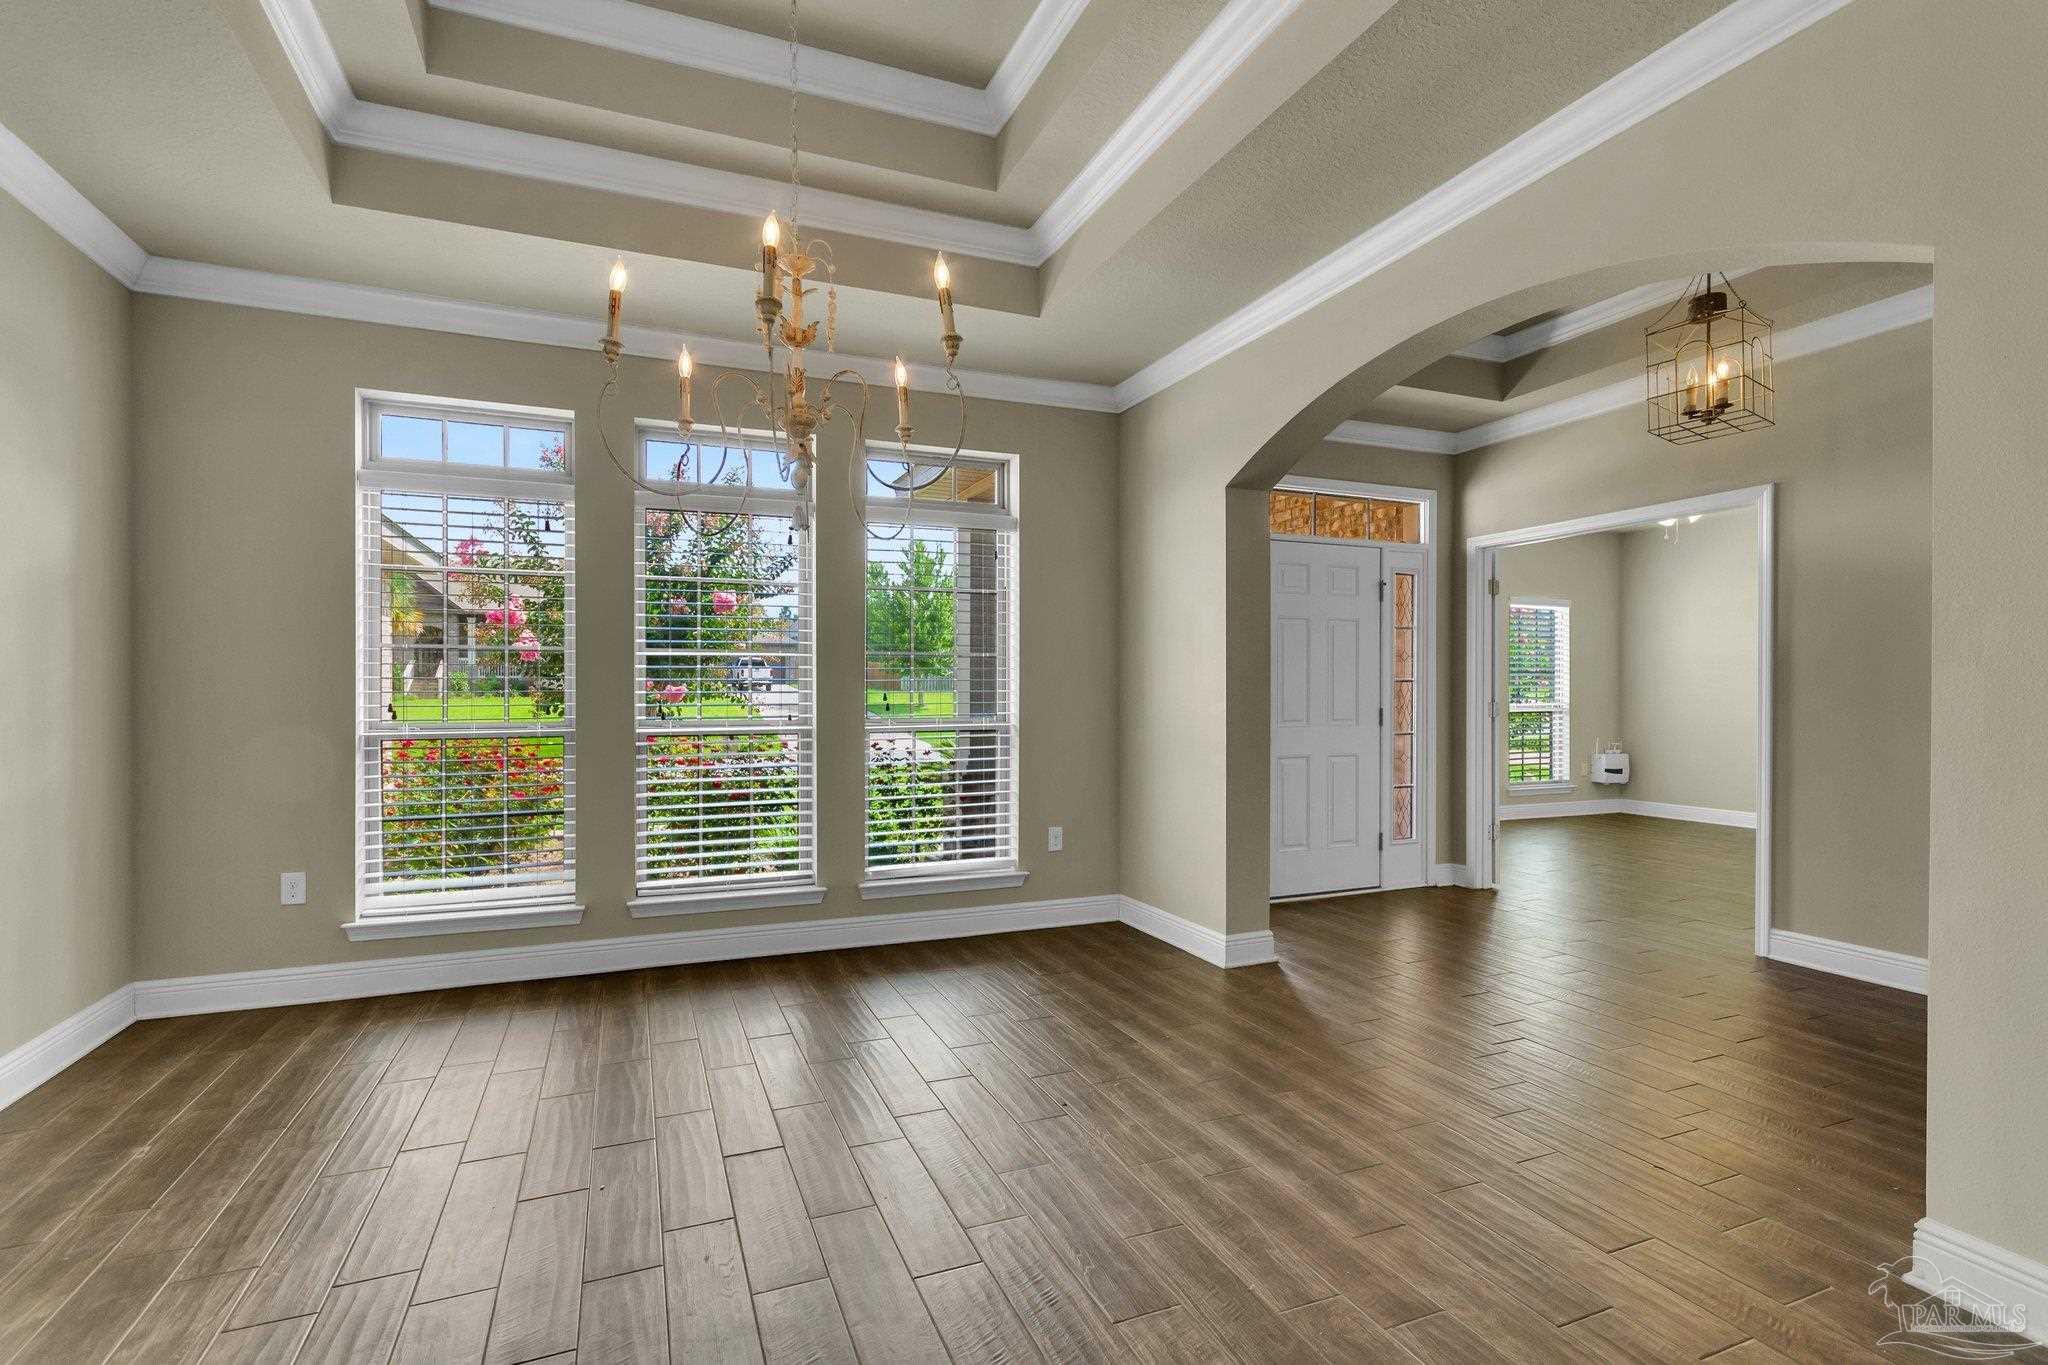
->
[934,254,960,363]
[677,348,693,429]
[761,214,780,298]
[894,356,911,430]
[606,259,626,343]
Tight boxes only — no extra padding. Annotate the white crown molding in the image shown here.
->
[431,0,996,134]
[432,0,1090,135]
[1453,275,1709,362]
[1117,896,1278,968]
[1340,284,1932,454]
[1033,0,1308,258]
[1767,928,1927,994]
[1326,420,1458,455]
[0,986,137,1112]
[0,120,147,284]
[1112,0,1859,410]
[131,257,1119,411]
[257,0,351,126]
[1909,1220,2048,1346]
[0,108,1114,412]
[256,0,1298,270]
[332,101,1041,265]
[987,0,1094,124]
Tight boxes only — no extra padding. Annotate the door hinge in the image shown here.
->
[1378,578,1386,602]
[1379,705,1385,727]
[1488,577,1500,597]
[1378,832,1385,851]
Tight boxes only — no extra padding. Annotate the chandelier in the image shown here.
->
[592,0,966,525]
[1645,273,1773,445]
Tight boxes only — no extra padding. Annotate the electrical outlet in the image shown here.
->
[280,871,307,906]
[1047,825,1064,852]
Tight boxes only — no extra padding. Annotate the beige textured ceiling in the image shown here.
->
[0,0,1772,386]
[1352,261,1935,431]
[630,0,1042,87]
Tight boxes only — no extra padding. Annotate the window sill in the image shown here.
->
[343,902,584,941]
[860,868,1028,901]
[629,884,827,918]
[1508,780,1577,794]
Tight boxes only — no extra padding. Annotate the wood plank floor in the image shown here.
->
[2,815,2029,1362]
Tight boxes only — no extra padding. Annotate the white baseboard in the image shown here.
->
[1430,864,1467,887]
[7,890,1276,1105]
[1908,1219,2048,1346]
[1500,798,1622,820]
[1498,797,1757,828]
[1117,897,1278,968]
[133,895,1120,1018]
[1766,928,1928,994]
[1620,799,1757,828]
[0,986,138,1110]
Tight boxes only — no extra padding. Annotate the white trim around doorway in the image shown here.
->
[1271,476,1438,894]
[1465,484,1775,958]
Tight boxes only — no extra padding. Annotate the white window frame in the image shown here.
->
[627,424,821,916]
[350,391,580,938]
[860,447,1024,897]
[1506,598,1571,790]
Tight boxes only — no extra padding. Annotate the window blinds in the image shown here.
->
[634,434,815,897]
[356,400,576,915]
[863,455,1017,875]
[1506,602,1570,785]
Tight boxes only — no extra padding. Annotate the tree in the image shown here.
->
[865,534,955,684]
[642,502,797,719]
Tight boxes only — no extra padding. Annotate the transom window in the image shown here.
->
[634,431,814,900]
[356,396,576,919]
[1507,601,1570,785]
[1269,489,1422,542]
[864,453,1017,877]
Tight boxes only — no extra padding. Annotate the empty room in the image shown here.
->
[1493,508,1765,949]
[3,1,2045,1361]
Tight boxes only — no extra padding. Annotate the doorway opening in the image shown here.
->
[1269,478,1435,900]
[1466,485,1774,955]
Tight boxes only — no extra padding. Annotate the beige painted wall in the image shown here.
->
[1619,512,1757,813]
[0,195,134,1053]
[1494,534,1622,806]
[1460,325,1929,958]
[129,296,1120,980]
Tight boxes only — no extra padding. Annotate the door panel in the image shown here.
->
[1272,539,1383,897]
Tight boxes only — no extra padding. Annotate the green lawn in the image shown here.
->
[866,689,955,718]
[393,694,546,721]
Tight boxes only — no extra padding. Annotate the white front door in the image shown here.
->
[1272,538,1382,897]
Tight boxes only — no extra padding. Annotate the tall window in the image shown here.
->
[357,397,575,920]
[864,454,1017,877]
[1507,602,1570,785]
[634,433,813,902]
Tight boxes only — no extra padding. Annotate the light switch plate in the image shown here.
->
[280,871,307,906]
[1047,826,1064,852]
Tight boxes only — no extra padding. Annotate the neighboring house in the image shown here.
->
[378,516,542,701]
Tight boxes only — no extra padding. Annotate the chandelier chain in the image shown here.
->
[787,0,801,227]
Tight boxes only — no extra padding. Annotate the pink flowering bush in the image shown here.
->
[380,736,565,877]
